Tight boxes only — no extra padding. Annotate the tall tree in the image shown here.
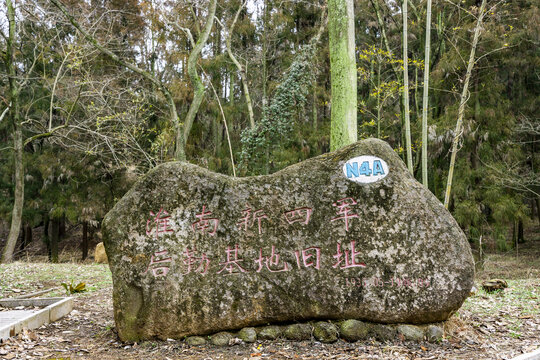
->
[1,0,23,263]
[402,0,413,173]
[182,0,218,144]
[225,0,255,129]
[421,0,432,186]
[328,0,357,151]
[443,0,488,209]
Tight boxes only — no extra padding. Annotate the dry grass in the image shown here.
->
[0,261,112,299]
[0,227,539,359]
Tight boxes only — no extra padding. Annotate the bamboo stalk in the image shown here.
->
[444,0,488,208]
[421,0,433,187]
[402,0,413,173]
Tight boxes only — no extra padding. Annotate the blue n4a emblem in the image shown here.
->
[342,156,389,184]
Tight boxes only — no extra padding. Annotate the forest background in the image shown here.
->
[0,0,538,263]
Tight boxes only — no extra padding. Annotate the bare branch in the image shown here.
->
[200,65,236,177]
[0,103,11,124]
[50,0,185,160]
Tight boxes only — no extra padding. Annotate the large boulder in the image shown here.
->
[102,139,474,341]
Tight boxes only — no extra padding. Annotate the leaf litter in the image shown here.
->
[0,232,539,360]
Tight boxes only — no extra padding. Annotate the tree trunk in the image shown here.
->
[262,0,268,109]
[313,78,318,131]
[402,0,413,173]
[518,219,524,243]
[421,0,432,187]
[414,62,420,122]
[531,198,537,223]
[512,220,517,247]
[89,226,95,255]
[229,70,235,104]
[202,67,237,177]
[329,0,357,151]
[1,0,24,264]
[370,0,399,78]
[43,215,51,261]
[59,213,66,239]
[19,224,31,252]
[536,197,540,224]
[182,0,218,143]
[50,219,60,263]
[443,0,487,209]
[81,221,89,260]
[26,225,32,247]
[226,1,255,129]
[377,60,381,138]
[17,225,24,253]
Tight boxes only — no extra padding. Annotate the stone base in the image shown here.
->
[182,319,445,346]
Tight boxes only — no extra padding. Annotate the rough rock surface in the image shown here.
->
[237,327,257,343]
[94,242,108,264]
[284,323,312,341]
[185,336,206,346]
[426,324,444,342]
[371,324,397,341]
[397,325,425,341]
[340,319,370,341]
[210,332,233,346]
[257,326,282,340]
[102,138,474,341]
[313,321,339,343]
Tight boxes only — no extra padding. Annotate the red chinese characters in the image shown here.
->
[144,250,172,278]
[333,241,366,269]
[217,244,247,274]
[192,205,219,236]
[331,198,359,232]
[284,207,313,225]
[182,247,210,275]
[294,246,321,270]
[255,245,289,272]
[146,208,174,238]
[237,207,268,235]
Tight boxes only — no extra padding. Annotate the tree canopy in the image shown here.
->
[0,0,538,261]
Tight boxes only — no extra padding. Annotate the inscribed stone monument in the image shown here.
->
[102,138,474,341]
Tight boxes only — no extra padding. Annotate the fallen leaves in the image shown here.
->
[0,257,539,359]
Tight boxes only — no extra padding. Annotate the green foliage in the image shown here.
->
[239,42,317,175]
[0,0,537,262]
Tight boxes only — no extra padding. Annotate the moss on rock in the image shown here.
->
[210,332,233,346]
[284,323,312,341]
[313,322,338,343]
[339,319,370,342]
[237,327,257,343]
[397,325,424,341]
[185,336,206,346]
[371,324,397,341]
[258,326,282,340]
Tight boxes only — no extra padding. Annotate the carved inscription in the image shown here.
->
[142,199,376,279]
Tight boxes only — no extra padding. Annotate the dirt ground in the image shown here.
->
[0,227,539,360]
